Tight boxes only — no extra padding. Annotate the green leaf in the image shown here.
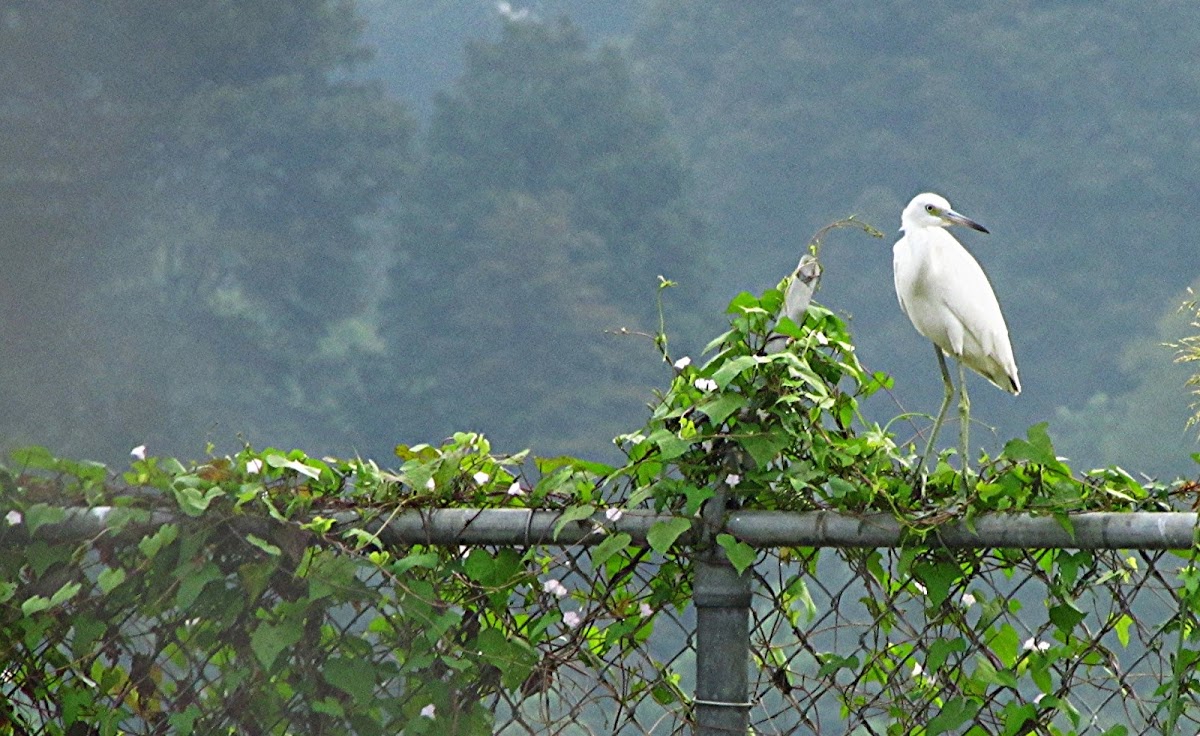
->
[1049,601,1086,636]
[251,620,302,669]
[973,656,1018,688]
[265,453,322,480]
[716,534,756,574]
[682,484,716,516]
[711,355,760,388]
[1052,511,1076,541]
[1001,702,1039,735]
[697,392,747,425]
[741,433,789,468]
[702,331,735,355]
[824,477,857,500]
[10,445,58,471]
[816,653,859,678]
[987,623,1021,668]
[25,503,65,534]
[646,517,693,554]
[323,656,376,701]
[400,460,435,495]
[21,595,50,616]
[645,427,691,460]
[464,548,496,584]
[138,524,179,558]
[174,563,220,609]
[1113,613,1133,647]
[591,532,632,569]
[926,697,979,736]
[477,627,537,690]
[1002,422,1057,464]
[783,576,817,623]
[97,567,126,594]
[725,291,760,314]
[464,548,523,586]
[1060,550,1091,588]
[244,533,282,556]
[926,637,966,671]
[912,559,958,607]
[167,706,203,736]
[172,486,225,516]
[299,516,335,535]
[56,585,99,623]
[160,457,188,475]
[343,527,383,550]
[553,504,596,540]
[310,698,346,717]
[536,455,616,477]
[391,551,442,574]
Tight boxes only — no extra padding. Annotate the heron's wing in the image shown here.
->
[892,239,913,318]
[937,244,1021,393]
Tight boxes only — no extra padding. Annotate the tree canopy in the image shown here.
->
[377,18,714,456]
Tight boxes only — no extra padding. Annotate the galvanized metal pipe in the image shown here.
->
[3,507,1198,550]
[694,555,752,735]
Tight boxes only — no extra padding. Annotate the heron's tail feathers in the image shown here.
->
[966,354,1020,395]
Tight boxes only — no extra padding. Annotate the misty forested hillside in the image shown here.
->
[2,1,1198,477]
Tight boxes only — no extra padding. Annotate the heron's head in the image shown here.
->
[901,193,989,234]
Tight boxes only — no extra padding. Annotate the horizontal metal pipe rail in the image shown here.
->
[3,507,1198,550]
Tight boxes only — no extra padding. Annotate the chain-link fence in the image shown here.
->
[3,505,1199,735]
[748,546,1188,734]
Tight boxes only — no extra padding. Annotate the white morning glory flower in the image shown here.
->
[543,579,568,598]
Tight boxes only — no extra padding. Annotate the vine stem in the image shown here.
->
[1163,531,1200,735]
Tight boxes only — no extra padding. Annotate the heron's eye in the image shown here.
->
[924,204,936,214]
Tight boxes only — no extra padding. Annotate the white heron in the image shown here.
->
[893,193,1020,471]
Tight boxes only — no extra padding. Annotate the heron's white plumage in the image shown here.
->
[893,193,1020,395]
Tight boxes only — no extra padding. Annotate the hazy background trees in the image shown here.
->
[1,0,414,462]
[2,0,1198,477]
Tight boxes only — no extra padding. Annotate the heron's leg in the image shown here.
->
[958,360,970,473]
[919,345,955,471]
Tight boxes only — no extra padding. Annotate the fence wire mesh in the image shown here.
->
[2,517,1197,734]
[748,547,1192,735]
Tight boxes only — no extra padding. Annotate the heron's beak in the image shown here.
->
[945,209,989,234]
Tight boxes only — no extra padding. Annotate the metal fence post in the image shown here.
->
[693,464,753,735]
[694,552,752,735]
